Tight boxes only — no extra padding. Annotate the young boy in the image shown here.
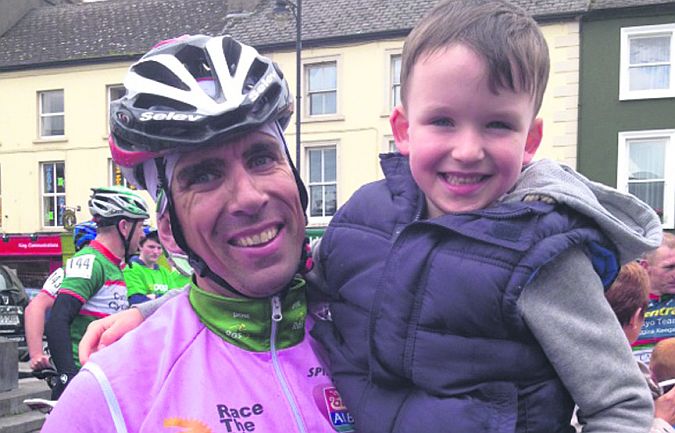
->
[310,0,662,432]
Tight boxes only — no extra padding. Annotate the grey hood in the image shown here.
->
[501,159,663,264]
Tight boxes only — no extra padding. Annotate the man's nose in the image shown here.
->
[227,170,268,216]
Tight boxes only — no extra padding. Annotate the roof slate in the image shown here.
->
[591,0,675,10]
[0,0,671,70]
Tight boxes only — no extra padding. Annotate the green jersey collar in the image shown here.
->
[188,278,307,352]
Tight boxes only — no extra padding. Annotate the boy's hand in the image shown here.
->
[654,386,675,425]
[78,308,144,365]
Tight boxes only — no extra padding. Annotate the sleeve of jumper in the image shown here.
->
[134,286,184,318]
[518,247,653,433]
[45,293,84,375]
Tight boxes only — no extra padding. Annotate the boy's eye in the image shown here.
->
[185,171,219,187]
[486,121,512,130]
[431,118,454,127]
[250,155,274,168]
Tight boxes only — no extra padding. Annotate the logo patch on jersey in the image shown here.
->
[318,386,354,432]
[164,416,213,433]
[65,254,96,279]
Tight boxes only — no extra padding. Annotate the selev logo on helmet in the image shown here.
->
[138,112,205,122]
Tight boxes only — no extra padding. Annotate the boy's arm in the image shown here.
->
[519,247,653,432]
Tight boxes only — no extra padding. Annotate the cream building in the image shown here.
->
[0,0,585,284]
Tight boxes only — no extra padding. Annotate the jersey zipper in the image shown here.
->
[270,295,307,433]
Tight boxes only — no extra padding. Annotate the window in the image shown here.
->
[39,90,64,137]
[391,54,402,109]
[306,62,337,116]
[308,146,337,220]
[41,162,66,227]
[620,24,675,100]
[107,85,125,133]
[389,139,397,153]
[618,130,675,228]
[109,159,135,189]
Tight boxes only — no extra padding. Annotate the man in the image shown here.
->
[124,230,174,304]
[634,232,675,365]
[24,221,97,371]
[41,35,352,432]
[45,186,149,399]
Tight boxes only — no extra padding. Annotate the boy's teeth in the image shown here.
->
[235,227,279,247]
[444,174,484,185]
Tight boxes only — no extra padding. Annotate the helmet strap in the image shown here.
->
[153,158,255,299]
[116,219,139,268]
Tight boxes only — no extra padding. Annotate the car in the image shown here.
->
[0,264,30,361]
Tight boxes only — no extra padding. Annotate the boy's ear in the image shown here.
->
[157,213,181,254]
[523,118,543,164]
[390,106,411,155]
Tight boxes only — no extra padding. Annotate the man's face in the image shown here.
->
[647,246,675,296]
[170,130,305,298]
[126,220,145,254]
[391,44,542,218]
[139,239,162,266]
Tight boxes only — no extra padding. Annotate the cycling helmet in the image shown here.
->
[110,34,294,184]
[108,35,307,299]
[88,186,150,222]
[73,221,97,251]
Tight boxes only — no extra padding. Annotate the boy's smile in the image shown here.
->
[391,43,543,218]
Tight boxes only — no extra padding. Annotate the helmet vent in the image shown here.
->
[176,45,213,80]
[243,59,268,94]
[134,94,195,111]
[221,37,242,76]
[133,61,190,91]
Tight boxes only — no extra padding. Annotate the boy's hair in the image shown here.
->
[139,230,160,247]
[650,338,675,383]
[604,261,650,327]
[400,0,550,114]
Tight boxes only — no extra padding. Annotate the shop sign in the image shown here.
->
[0,235,62,256]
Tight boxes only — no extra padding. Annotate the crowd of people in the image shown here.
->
[15,0,674,432]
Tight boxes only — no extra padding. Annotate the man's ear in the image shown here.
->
[157,213,181,254]
[523,118,543,165]
[390,105,411,155]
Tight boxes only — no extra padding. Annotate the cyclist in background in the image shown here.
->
[45,186,148,399]
[24,221,97,371]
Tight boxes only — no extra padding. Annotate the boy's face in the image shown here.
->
[391,44,543,218]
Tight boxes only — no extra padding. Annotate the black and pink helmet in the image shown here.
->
[109,34,295,192]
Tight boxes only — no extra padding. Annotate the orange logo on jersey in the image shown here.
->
[164,417,213,433]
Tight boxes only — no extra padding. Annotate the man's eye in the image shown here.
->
[185,171,218,187]
[249,155,275,169]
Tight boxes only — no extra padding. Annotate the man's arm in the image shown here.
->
[519,247,653,432]
[45,293,83,399]
[24,292,55,370]
[78,287,184,364]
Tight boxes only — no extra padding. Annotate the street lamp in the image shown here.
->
[274,0,302,176]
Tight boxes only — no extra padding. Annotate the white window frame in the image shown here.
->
[38,90,65,138]
[107,84,125,134]
[40,161,66,228]
[389,53,402,110]
[617,129,675,229]
[306,143,338,226]
[304,59,339,118]
[620,23,675,100]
